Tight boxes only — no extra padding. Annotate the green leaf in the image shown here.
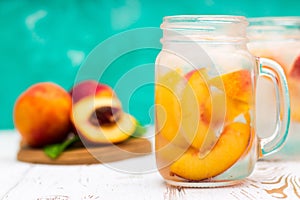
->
[131,121,147,138]
[44,135,80,159]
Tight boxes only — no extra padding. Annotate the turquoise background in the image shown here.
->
[1,0,299,129]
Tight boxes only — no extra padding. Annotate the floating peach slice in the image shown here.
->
[180,69,216,150]
[155,69,190,148]
[170,122,251,181]
[185,68,209,81]
[209,70,252,103]
[227,98,251,122]
[210,92,251,124]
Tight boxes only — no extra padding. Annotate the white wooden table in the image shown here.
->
[1,128,300,200]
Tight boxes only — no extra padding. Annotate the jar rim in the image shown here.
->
[161,15,248,43]
[162,15,248,29]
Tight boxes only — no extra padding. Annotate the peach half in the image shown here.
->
[71,96,137,144]
[170,122,251,181]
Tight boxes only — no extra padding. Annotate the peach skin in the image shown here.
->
[14,82,72,147]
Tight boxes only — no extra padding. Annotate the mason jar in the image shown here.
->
[155,15,290,187]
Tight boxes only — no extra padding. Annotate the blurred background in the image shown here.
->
[1,0,299,129]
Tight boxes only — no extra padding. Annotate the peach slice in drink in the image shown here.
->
[155,68,190,148]
[170,122,251,181]
[181,69,217,152]
[209,69,252,104]
[209,69,253,125]
[181,69,252,158]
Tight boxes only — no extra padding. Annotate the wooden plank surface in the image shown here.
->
[1,129,300,200]
[1,159,300,199]
[17,137,152,165]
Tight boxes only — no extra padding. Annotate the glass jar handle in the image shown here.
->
[258,58,291,158]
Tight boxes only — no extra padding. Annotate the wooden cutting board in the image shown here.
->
[17,138,152,165]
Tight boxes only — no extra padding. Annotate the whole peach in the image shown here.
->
[14,82,72,147]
